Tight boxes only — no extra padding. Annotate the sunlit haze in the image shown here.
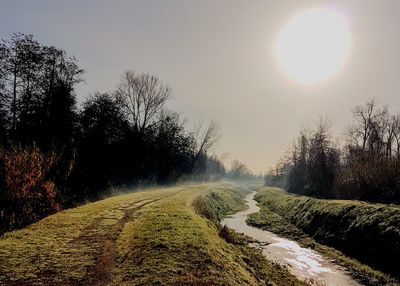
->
[275,8,351,85]
[2,1,400,173]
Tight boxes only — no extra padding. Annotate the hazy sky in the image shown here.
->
[2,1,400,173]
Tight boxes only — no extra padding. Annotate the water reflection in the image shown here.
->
[221,192,362,286]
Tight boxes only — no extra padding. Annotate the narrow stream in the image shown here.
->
[221,192,362,286]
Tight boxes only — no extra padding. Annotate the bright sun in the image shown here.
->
[275,7,351,85]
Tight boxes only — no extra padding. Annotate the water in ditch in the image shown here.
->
[221,192,362,286]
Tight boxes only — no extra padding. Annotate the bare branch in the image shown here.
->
[114,71,171,132]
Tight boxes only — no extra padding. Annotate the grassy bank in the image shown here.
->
[248,187,400,286]
[0,182,304,285]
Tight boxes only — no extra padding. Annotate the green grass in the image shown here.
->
[0,181,305,285]
[248,187,400,286]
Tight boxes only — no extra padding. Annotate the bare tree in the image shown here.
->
[0,43,7,127]
[229,159,251,179]
[383,114,399,158]
[0,33,83,143]
[193,120,220,158]
[1,33,27,135]
[115,71,171,132]
[392,114,400,160]
[190,120,220,173]
[346,99,388,151]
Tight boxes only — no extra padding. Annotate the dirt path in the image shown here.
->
[71,192,184,286]
[0,186,185,286]
[84,199,152,285]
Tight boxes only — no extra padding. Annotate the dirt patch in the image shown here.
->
[71,199,158,286]
[67,191,184,286]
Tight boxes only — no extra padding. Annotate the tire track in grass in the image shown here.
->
[74,189,186,286]
[0,188,186,286]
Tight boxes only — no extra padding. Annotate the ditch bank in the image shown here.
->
[248,187,400,285]
[222,192,362,286]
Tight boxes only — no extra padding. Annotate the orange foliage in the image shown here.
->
[0,146,61,230]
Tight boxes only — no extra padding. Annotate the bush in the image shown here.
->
[0,146,61,233]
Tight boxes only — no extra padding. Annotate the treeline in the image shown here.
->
[266,99,400,204]
[0,33,225,234]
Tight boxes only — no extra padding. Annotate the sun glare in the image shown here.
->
[275,7,351,85]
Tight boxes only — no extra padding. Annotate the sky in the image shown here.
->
[2,0,400,173]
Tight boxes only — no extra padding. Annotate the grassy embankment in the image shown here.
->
[247,187,400,286]
[0,181,305,286]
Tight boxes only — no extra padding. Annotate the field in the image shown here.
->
[248,187,400,286]
[0,181,305,286]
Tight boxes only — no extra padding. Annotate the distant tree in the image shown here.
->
[392,114,400,160]
[346,99,388,152]
[287,130,309,194]
[338,100,400,202]
[1,33,18,135]
[115,71,171,132]
[191,120,220,175]
[270,100,400,203]
[0,33,83,148]
[37,46,83,151]
[229,159,252,179]
[72,93,129,198]
[271,118,340,197]
[306,118,339,197]
[204,155,226,180]
[0,43,8,144]
[150,111,194,182]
